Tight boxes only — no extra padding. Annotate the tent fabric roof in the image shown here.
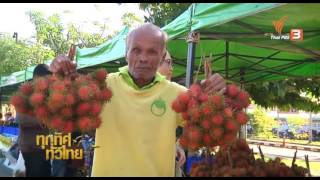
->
[75,27,129,69]
[162,3,320,83]
[162,3,284,40]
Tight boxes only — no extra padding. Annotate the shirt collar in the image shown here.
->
[118,66,166,90]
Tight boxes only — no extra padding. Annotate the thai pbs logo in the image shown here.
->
[268,16,303,41]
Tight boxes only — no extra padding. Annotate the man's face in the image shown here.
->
[126,30,165,84]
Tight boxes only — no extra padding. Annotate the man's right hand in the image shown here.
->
[49,54,77,76]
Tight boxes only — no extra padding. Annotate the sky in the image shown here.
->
[0,3,146,40]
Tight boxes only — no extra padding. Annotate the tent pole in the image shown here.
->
[0,87,2,112]
[225,41,229,80]
[239,68,247,139]
[0,76,2,112]
[309,111,313,143]
[185,32,200,88]
[184,31,200,175]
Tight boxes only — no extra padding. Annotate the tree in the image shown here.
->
[252,106,277,138]
[139,3,191,27]
[27,10,68,56]
[66,23,113,48]
[28,42,55,64]
[121,12,143,28]
[245,79,320,113]
[287,116,308,134]
[0,35,54,76]
[27,10,116,54]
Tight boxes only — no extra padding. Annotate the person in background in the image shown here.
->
[157,50,186,177]
[157,51,173,81]
[17,64,52,177]
[5,112,15,124]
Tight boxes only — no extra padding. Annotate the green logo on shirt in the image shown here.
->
[151,98,166,116]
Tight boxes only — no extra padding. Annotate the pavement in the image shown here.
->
[0,158,13,177]
[247,139,320,152]
[249,144,320,162]
[0,141,16,177]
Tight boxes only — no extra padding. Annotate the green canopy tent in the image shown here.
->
[76,3,320,86]
[75,26,129,71]
[1,3,320,101]
[160,3,320,140]
[161,3,320,86]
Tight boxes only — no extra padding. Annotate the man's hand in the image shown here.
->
[200,58,226,95]
[49,54,77,76]
[176,143,186,167]
[201,73,226,95]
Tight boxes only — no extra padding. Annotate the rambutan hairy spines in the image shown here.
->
[50,92,64,104]
[78,117,92,130]
[99,88,112,101]
[226,84,239,98]
[51,116,64,129]
[12,71,113,133]
[171,82,251,150]
[236,111,248,125]
[65,94,76,106]
[29,92,45,107]
[63,121,74,133]
[76,102,91,116]
[35,106,49,120]
[92,117,102,129]
[78,85,92,101]
[11,94,25,109]
[34,77,49,92]
[92,68,108,82]
[20,82,33,95]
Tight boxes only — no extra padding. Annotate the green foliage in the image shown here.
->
[0,36,54,76]
[286,116,308,137]
[252,106,277,138]
[66,23,113,48]
[139,3,191,27]
[27,10,118,54]
[246,80,320,113]
[287,116,308,129]
[0,135,13,148]
[27,11,68,55]
[121,12,143,28]
[295,133,309,140]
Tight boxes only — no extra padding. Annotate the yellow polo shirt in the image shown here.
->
[91,66,187,177]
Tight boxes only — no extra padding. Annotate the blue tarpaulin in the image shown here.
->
[0,126,19,136]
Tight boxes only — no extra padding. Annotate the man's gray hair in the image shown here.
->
[126,23,168,54]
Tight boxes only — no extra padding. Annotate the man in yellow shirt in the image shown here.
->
[50,23,226,177]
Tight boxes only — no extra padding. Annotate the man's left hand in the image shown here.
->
[201,73,226,95]
[176,145,186,168]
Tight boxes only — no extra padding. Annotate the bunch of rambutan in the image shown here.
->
[190,139,309,177]
[10,68,112,133]
[172,83,250,151]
